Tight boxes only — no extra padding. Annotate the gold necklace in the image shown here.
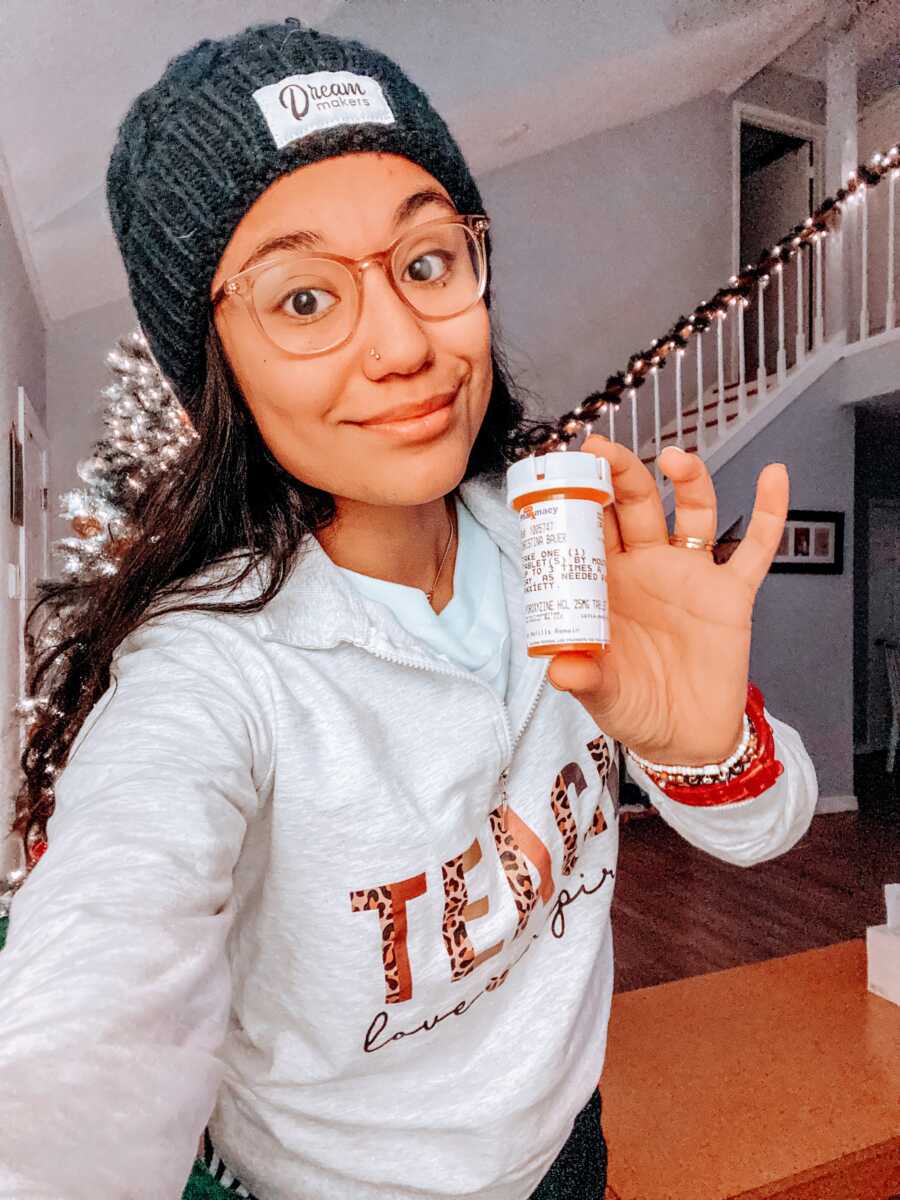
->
[425,504,455,603]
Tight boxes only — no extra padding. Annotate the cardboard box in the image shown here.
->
[866,923,900,1007]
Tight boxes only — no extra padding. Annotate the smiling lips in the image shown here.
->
[356,390,458,426]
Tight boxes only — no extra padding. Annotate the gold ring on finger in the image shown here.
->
[668,534,715,552]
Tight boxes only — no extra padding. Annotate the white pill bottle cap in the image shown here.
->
[506,450,614,508]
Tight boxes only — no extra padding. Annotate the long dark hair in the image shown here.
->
[13,316,555,850]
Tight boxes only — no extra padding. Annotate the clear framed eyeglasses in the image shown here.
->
[211,214,491,357]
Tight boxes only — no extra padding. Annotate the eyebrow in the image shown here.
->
[237,189,458,274]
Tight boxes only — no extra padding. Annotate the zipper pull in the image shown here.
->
[498,767,510,834]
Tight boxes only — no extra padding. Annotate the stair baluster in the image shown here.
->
[737,298,748,420]
[695,329,705,454]
[887,167,896,333]
[795,250,806,365]
[776,257,787,384]
[716,311,726,440]
[626,387,636,459]
[652,366,662,488]
[814,235,824,349]
[757,276,768,403]
[860,184,870,341]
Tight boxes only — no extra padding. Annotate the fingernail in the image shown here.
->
[669,446,687,454]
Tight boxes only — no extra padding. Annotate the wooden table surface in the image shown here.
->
[600,939,900,1200]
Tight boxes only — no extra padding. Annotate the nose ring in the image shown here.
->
[369,347,381,360]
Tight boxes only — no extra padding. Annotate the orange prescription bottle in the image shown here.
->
[506,451,615,657]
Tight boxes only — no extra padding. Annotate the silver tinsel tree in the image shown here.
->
[56,327,198,582]
[1,328,197,917]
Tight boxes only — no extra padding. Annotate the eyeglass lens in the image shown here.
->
[249,222,484,355]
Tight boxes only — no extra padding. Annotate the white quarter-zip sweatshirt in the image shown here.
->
[0,473,819,1200]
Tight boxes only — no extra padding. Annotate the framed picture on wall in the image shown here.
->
[8,423,23,527]
[769,509,844,574]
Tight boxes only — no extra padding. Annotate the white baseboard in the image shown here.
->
[815,793,859,814]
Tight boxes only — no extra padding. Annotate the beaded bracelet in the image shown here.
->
[626,710,757,787]
[623,682,784,806]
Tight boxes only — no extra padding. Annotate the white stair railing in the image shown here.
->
[539,141,900,471]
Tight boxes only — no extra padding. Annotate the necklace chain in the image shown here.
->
[425,505,455,603]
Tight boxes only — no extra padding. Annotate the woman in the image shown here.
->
[0,19,818,1200]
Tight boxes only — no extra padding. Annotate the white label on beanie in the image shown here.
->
[253,70,396,149]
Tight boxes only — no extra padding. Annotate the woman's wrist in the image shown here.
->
[622,683,784,806]
[626,710,754,779]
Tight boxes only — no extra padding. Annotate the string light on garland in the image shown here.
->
[526,141,900,458]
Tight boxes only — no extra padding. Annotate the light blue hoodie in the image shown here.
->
[0,474,818,1200]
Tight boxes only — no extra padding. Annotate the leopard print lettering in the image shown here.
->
[440,840,503,981]
[550,761,589,875]
[441,847,478,981]
[489,807,555,939]
[489,808,538,937]
[350,873,427,1004]
[585,736,613,836]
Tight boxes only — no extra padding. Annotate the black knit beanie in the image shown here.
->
[106,17,486,405]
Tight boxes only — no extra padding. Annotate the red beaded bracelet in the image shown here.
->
[628,682,784,807]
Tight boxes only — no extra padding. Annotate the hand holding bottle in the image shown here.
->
[543,434,790,767]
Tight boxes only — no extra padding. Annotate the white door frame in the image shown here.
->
[862,496,900,754]
[731,102,826,277]
[16,385,50,710]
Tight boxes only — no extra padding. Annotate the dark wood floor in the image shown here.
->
[611,749,899,992]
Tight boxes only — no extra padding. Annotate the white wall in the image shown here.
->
[0,183,47,871]
[859,84,900,167]
[708,365,858,804]
[741,144,812,373]
[478,68,825,429]
[735,65,825,128]
[480,90,735,424]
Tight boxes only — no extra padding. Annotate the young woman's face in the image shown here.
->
[210,152,493,507]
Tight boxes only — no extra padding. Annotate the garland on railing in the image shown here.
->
[518,141,900,459]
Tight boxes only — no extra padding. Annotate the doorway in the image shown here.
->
[14,385,49,738]
[733,104,824,382]
[866,498,900,753]
[2,387,48,878]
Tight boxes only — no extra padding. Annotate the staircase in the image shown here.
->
[570,142,900,529]
[637,373,777,465]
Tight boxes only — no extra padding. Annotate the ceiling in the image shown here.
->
[775,0,900,88]
[0,0,835,329]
